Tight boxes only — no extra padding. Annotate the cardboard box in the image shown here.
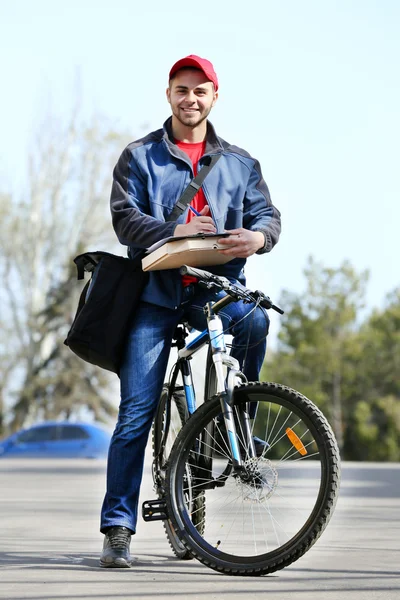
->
[142,234,232,271]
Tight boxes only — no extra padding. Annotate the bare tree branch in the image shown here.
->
[0,106,133,433]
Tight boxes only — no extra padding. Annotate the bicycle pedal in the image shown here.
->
[142,499,169,522]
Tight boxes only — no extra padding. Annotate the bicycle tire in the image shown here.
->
[165,381,340,576]
[152,385,205,560]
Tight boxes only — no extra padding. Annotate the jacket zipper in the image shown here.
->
[201,183,218,230]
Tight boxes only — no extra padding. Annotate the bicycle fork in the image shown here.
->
[206,303,256,470]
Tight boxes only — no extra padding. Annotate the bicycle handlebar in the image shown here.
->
[179,265,284,315]
[179,265,226,282]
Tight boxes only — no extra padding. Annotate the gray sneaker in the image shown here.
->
[100,526,132,568]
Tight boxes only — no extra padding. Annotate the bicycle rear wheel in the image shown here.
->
[166,382,340,576]
[152,385,204,559]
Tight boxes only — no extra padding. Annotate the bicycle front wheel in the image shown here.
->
[166,382,340,576]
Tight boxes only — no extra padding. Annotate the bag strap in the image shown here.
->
[74,251,119,280]
[166,153,222,222]
[74,254,97,280]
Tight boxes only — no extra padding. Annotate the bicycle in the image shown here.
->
[143,264,341,576]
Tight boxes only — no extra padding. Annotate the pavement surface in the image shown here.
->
[0,453,399,600]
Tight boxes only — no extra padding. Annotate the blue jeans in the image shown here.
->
[100,284,269,533]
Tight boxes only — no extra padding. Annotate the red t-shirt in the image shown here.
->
[176,140,207,286]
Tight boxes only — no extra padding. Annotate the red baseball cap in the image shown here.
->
[169,55,219,91]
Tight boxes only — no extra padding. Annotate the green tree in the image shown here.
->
[343,289,400,460]
[262,256,369,451]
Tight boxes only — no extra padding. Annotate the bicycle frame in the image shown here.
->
[169,294,256,471]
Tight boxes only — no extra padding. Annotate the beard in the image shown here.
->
[173,104,212,129]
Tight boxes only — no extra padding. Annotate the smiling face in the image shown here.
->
[166,68,218,139]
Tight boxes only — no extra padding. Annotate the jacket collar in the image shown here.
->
[162,117,224,156]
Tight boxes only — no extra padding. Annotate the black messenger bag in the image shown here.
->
[64,252,147,374]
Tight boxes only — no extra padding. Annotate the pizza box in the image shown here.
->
[142,233,232,271]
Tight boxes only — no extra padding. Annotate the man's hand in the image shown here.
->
[217,228,264,258]
[174,206,216,237]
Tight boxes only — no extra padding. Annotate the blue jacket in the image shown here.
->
[110,118,281,309]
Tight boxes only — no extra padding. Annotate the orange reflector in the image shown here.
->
[286,428,307,456]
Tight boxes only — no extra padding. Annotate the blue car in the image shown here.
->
[0,421,113,459]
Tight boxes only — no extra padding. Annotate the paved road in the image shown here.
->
[0,453,399,600]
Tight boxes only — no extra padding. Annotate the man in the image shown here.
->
[100,55,281,568]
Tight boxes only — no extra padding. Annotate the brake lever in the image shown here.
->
[250,290,285,314]
[198,280,221,291]
[249,290,271,306]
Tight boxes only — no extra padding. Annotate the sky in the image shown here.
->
[1,0,399,339]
